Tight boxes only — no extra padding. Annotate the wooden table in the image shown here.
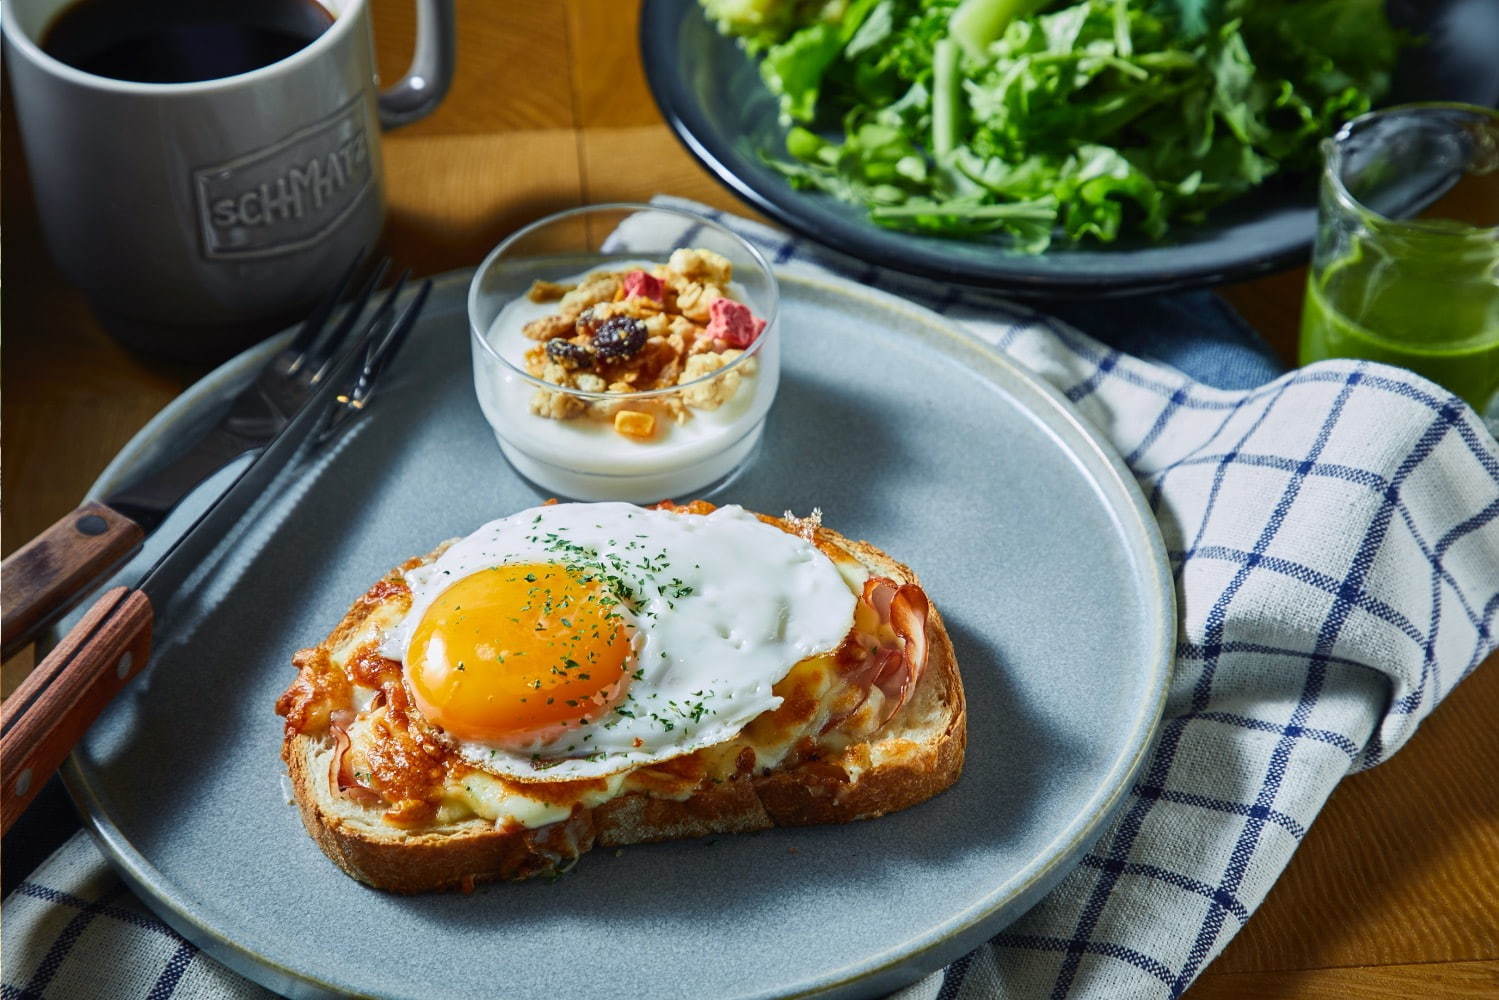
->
[2,3,1495,996]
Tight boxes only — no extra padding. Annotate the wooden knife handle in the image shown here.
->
[0,586,153,834]
[1,502,144,662]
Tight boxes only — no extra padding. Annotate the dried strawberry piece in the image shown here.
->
[706,297,766,349]
[622,269,664,302]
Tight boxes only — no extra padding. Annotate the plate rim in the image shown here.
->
[61,266,1175,1000]
[638,0,1315,297]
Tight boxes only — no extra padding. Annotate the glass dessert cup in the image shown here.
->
[468,203,781,502]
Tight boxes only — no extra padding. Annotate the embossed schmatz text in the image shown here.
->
[194,96,375,260]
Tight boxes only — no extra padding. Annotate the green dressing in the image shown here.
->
[1299,223,1499,414]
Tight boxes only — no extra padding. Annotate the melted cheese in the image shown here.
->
[442,770,629,827]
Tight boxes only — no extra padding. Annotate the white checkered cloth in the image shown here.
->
[5,201,1497,999]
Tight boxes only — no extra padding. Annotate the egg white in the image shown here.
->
[381,503,856,781]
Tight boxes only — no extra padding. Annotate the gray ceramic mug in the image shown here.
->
[2,0,454,358]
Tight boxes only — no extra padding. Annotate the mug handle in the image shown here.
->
[377,0,456,128]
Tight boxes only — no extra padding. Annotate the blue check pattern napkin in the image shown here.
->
[5,200,1497,1000]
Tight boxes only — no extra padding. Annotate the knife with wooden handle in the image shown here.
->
[0,505,146,660]
[0,588,154,824]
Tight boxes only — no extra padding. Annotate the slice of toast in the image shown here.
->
[278,515,966,893]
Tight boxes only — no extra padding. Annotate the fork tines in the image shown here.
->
[280,255,393,383]
[319,277,432,442]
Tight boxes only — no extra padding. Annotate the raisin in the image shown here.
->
[545,338,594,370]
[593,316,647,360]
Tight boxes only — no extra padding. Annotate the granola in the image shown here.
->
[520,249,766,441]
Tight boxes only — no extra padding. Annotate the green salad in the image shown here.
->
[701,0,1403,252]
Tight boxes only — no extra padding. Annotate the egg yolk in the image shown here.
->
[405,562,631,745]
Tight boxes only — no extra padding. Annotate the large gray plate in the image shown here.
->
[64,269,1173,1000]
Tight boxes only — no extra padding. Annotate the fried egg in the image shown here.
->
[380,503,856,781]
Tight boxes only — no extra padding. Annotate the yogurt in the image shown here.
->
[471,265,780,502]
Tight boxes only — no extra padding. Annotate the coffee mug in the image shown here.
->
[2,0,454,358]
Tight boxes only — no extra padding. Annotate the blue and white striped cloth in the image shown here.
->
[5,199,1497,999]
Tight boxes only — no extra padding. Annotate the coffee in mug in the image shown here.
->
[42,0,336,84]
[3,0,454,360]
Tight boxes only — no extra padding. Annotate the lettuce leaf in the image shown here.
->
[762,23,846,121]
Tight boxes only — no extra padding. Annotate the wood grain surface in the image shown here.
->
[1,1,1494,996]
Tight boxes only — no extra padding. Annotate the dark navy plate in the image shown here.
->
[641,0,1499,297]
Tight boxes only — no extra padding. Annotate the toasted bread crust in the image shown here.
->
[281,518,966,893]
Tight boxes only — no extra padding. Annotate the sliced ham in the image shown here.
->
[330,724,383,807]
[863,577,897,621]
[824,577,932,733]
